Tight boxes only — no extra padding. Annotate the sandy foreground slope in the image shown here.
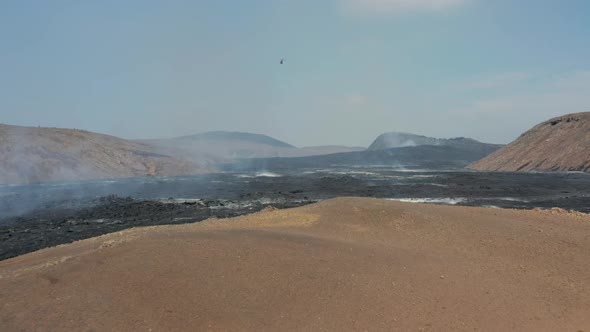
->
[1,198,590,331]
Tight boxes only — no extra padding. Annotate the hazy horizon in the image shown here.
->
[1,0,589,147]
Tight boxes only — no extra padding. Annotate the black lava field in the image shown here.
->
[1,167,589,261]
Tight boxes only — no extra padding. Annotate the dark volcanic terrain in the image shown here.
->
[2,168,589,261]
[224,144,501,171]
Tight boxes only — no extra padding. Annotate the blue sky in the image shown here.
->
[1,0,589,146]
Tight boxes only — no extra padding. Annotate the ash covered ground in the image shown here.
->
[1,167,590,261]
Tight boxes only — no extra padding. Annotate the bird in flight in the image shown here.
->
[280,58,285,64]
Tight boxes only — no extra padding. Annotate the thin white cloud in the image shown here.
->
[345,93,368,105]
[451,71,590,134]
[464,72,531,90]
[553,70,590,91]
[319,93,372,113]
[343,0,471,15]
[460,71,590,114]
[461,90,590,116]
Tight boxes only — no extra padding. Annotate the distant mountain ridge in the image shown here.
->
[141,131,364,166]
[469,112,590,172]
[0,124,504,185]
[224,144,502,171]
[369,132,496,151]
[176,131,295,148]
[223,131,501,171]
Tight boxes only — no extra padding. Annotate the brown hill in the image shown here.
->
[1,198,589,331]
[469,112,590,172]
[0,124,207,184]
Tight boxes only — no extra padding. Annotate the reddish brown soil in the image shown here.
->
[2,198,590,331]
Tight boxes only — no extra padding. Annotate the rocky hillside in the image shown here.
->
[0,124,206,184]
[368,132,501,151]
[469,112,590,172]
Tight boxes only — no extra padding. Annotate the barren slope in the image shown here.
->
[469,112,590,172]
[0,124,206,184]
[2,198,590,331]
